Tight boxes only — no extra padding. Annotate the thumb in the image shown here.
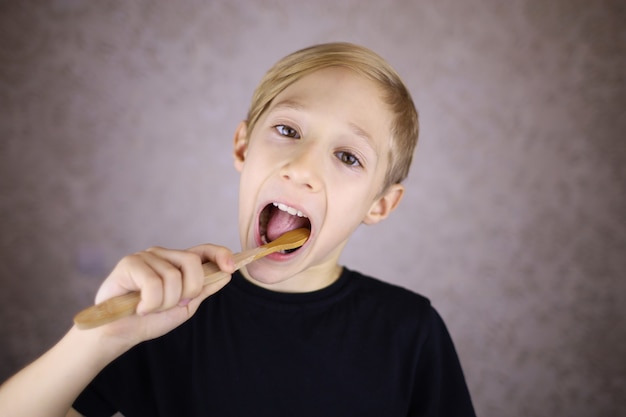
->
[94,274,134,305]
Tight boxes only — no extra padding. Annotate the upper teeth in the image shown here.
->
[273,202,307,218]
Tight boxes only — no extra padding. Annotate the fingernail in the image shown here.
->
[178,298,191,307]
[225,257,235,272]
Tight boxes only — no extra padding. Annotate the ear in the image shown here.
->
[233,121,249,172]
[363,184,405,225]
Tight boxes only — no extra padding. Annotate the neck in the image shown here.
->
[239,262,343,293]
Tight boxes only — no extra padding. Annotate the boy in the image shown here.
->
[0,42,475,416]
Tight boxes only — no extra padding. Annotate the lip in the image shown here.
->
[254,199,313,260]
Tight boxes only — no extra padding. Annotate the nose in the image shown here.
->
[280,145,323,191]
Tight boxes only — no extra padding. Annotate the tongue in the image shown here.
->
[266,206,309,242]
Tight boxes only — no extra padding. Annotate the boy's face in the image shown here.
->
[233,67,404,292]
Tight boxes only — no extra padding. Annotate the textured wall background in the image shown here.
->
[1,1,625,416]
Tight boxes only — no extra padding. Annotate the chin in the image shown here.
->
[243,262,293,286]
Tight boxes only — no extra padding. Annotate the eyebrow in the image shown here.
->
[270,99,306,112]
[348,122,375,149]
[270,99,379,153]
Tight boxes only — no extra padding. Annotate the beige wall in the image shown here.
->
[1,1,624,415]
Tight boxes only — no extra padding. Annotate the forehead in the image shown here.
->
[273,66,384,105]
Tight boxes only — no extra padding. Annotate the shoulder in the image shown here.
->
[344,267,430,304]
[342,267,435,323]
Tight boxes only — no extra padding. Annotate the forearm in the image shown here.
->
[0,243,234,417]
[0,326,128,417]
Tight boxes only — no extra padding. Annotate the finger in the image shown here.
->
[145,246,205,304]
[186,244,235,274]
[94,253,164,306]
[132,251,181,315]
[95,244,232,319]
[108,250,184,315]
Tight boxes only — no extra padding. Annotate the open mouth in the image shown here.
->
[259,202,312,254]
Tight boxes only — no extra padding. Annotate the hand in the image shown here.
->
[85,243,235,348]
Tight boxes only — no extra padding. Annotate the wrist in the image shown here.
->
[68,325,136,368]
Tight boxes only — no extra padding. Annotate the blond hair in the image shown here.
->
[246,42,419,188]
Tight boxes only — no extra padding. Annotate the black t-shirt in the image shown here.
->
[74,268,475,417]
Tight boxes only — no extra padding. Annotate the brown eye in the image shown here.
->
[275,125,300,138]
[335,151,361,167]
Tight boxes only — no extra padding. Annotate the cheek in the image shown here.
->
[239,144,267,184]
[237,167,259,217]
[242,141,277,175]
[238,172,258,216]
[327,186,374,225]
[237,150,273,219]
